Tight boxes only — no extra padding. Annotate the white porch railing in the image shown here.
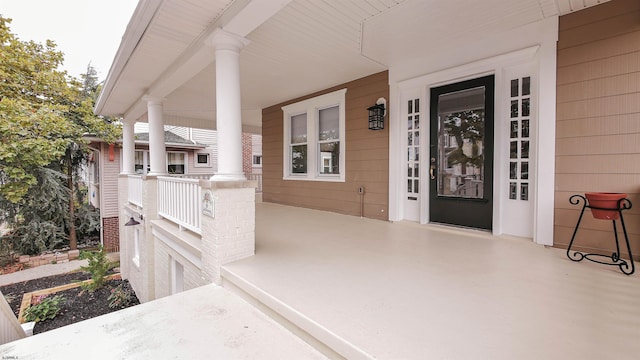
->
[172,174,213,180]
[175,173,262,192]
[247,173,262,192]
[128,175,144,208]
[157,176,202,235]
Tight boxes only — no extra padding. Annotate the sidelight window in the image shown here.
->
[508,76,532,201]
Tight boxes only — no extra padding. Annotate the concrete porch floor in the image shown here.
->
[1,202,638,359]
[222,203,640,360]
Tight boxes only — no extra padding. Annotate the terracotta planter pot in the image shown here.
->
[585,192,627,220]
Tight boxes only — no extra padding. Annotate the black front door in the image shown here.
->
[429,75,494,230]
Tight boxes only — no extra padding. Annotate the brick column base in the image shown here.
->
[200,179,257,284]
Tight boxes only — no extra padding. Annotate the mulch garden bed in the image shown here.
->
[0,271,140,334]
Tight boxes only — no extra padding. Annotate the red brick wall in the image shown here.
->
[103,217,120,252]
[242,133,253,175]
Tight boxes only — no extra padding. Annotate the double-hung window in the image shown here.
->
[282,89,346,181]
[167,152,186,174]
[134,150,149,174]
[253,155,262,167]
[195,152,211,167]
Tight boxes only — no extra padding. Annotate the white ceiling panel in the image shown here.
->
[97,0,612,129]
[557,0,610,14]
[98,0,234,117]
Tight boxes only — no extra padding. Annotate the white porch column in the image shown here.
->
[144,96,167,176]
[121,119,135,175]
[207,29,249,181]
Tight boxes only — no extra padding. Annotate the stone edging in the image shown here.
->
[17,250,81,268]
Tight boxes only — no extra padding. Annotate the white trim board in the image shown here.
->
[388,17,558,246]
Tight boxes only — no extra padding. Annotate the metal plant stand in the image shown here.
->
[566,194,634,275]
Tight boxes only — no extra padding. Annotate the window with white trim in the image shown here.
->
[90,150,100,183]
[167,152,186,174]
[508,76,531,201]
[252,154,262,167]
[194,152,211,168]
[134,150,149,174]
[170,257,184,294]
[132,228,140,268]
[282,89,346,181]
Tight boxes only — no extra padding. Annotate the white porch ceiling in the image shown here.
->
[95,0,610,131]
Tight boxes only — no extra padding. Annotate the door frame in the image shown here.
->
[428,75,495,230]
[391,44,556,245]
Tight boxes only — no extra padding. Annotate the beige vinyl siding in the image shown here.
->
[262,71,389,220]
[190,128,217,145]
[252,134,262,151]
[100,143,122,218]
[554,0,640,257]
[189,128,218,173]
[0,291,25,343]
[186,150,215,176]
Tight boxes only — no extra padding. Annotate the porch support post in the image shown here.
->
[117,175,130,281]
[199,180,257,285]
[534,17,559,246]
[121,119,135,175]
[144,96,167,176]
[207,29,249,181]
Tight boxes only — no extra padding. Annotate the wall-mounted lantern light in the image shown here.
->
[125,217,140,226]
[367,97,386,130]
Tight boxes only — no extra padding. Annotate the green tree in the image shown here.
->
[3,167,69,255]
[0,17,73,202]
[0,17,120,255]
[443,110,485,172]
[57,63,120,250]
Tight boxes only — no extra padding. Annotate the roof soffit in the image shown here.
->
[97,0,611,128]
[360,0,611,69]
[99,0,297,120]
[96,0,235,117]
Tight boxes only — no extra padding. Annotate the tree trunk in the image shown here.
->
[67,152,77,250]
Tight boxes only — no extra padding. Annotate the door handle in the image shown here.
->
[430,165,436,180]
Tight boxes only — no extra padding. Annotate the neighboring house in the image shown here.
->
[86,128,262,252]
[86,130,209,252]
[251,134,262,175]
[91,0,638,302]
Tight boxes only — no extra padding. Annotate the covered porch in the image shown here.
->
[3,203,639,358]
[222,203,640,359]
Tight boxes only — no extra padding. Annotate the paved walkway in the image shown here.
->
[0,250,327,359]
[0,283,327,359]
[0,252,119,286]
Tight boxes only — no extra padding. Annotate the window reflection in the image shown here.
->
[511,79,519,97]
[521,141,529,159]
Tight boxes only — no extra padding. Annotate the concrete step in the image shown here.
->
[221,266,375,360]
